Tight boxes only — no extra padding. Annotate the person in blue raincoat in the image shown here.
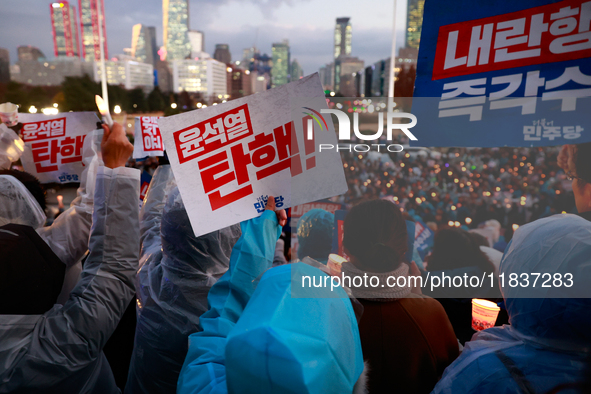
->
[177,198,366,394]
[432,214,591,394]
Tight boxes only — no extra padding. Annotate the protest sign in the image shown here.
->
[158,73,348,237]
[19,112,99,183]
[412,0,591,147]
[133,116,165,158]
[331,209,348,258]
[414,219,434,260]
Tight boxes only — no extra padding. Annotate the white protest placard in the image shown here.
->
[19,112,99,183]
[133,116,165,158]
[158,73,348,237]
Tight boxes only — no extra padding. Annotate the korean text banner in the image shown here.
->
[412,0,591,147]
[19,112,99,183]
[158,73,348,237]
[133,116,164,158]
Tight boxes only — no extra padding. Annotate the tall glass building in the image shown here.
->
[334,17,352,59]
[131,24,157,66]
[79,0,108,61]
[163,0,191,61]
[271,40,290,88]
[406,0,424,49]
[50,2,80,58]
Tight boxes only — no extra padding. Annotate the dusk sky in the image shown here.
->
[0,0,407,74]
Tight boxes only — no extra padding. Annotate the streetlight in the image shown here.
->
[52,103,58,108]
[113,105,121,114]
[330,91,335,97]
[29,106,37,113]
[171,103,177,109]
[196,102,202,108]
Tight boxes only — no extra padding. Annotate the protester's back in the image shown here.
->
[341,200,459,393]
[126,166,240,393]
[433,214,591,394]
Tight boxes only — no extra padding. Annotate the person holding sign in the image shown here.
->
[0,122,140,394]
[177,199,368,394]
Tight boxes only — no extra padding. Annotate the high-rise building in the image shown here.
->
[50,2,80,58]
[188,30,205,58]
[227,65,252,99]
[406,0,424,49]
[290,59,303,82]
[0,48,10,83]
[334,17,352,59]
[17,46,46,62]
[12,57,93,86]
[271,40,290,88]
[163,0,191,60]
[93,59,154,92]
[79,0,108,61]
[155,59,172,93]
[171,58,227,102]
[213,44,232,64]
[131,24,157,66]
[334,56,364,93]
[241,47,258,70]
[319,63,334,91]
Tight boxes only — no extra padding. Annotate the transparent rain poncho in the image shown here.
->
[0,175,47,229]
[126,165,241,393]
[432,214,591,394]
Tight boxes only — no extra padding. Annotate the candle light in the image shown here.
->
[327,254,347,277]
[471,298,500,331]
[95,95,113,127]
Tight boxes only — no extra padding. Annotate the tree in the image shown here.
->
[128,88,148,112]
[147,86,166,112]
[61,74,100,112]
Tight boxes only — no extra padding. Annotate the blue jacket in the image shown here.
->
[177,211,364,394]
[432,214,591,394]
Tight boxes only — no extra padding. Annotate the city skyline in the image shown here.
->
[0,0,408,76]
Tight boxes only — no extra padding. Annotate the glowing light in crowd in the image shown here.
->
[451,205,456,210]
[431,192,436,197]
[448,221,454,226]
[512,224,519,231]
[113,105,121,114]
[465,217,472,224]
[454,221,461,227]
[41,108,59,115]
[95,95,112,127]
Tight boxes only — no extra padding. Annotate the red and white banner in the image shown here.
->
[133,116,165,158]
[158,73,348,237]
[19,112,99,183]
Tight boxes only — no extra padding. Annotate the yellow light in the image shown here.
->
[448,221,454,226]
[451,205,456,210]
[393,196,398,201]
[171,103,177,109]
[52,103,58,108]
[400,163,405,167]
[415,197,422,204]
[466,217,472,224]
[454,221,461,227]
[448,171,453,176]
[29,106,37,113]
[113,105,121,114]
[512,224,519,231]
[431,192,436,197]
[454,178,459,183]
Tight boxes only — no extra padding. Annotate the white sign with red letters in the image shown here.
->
[133,116,165,158]
[159,73,347,237]
[19,112,99,183]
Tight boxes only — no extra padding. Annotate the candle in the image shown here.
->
[471,298,500,331]
[95,95,113,127]
[328,254,347,277]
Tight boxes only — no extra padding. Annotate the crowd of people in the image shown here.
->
[337,135,575,233]
[0,121,590,394]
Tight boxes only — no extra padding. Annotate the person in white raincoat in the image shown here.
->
[0,123,140,394]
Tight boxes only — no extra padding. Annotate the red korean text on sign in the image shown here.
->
[433,0,591,80]
[141,117,164,151]
[21,118,85,173]
[197,120,309,211]
[173,104,255,164]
